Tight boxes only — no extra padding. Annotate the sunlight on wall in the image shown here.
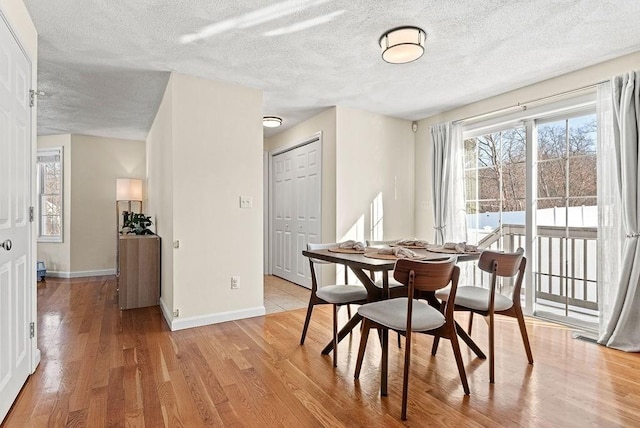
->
[340,214,364,243]
[370,192,384,241]
[336,214,364,284]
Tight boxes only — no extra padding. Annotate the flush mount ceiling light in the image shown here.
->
[263,116,283,128]
[379,26,427,64]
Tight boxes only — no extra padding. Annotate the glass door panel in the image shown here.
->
[534,114,598,328]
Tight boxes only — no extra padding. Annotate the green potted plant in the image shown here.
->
[121,212,154,235]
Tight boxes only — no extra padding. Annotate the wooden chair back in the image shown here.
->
[477,248,525,277]
[478,248,526,305]
[393,257,458,292]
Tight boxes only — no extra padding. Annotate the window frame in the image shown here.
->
[37,146,64,243]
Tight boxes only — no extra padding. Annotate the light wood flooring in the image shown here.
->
[4,275,640,427]
[263,275,309,314]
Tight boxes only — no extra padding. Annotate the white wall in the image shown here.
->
[415,51,640,240]
[37,134,71,273]
[146,76,174,315]
[335,106,415,242]
[36,134,145,277]
[69,135,145,273]
[147,73,264,330]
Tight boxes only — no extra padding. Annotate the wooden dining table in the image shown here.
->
[301,247,487,359]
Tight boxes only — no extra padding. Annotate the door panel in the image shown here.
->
[271,139,321,288]
[0,15,32,422]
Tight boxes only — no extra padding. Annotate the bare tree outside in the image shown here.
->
[465,116,597,217]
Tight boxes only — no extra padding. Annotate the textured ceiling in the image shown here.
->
[24,0,640,141]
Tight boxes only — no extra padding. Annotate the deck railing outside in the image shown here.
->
[471,224,598,315]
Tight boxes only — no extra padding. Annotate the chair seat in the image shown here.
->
[435,286,514,312]
[358,298,445,332]
[317,284,368,304]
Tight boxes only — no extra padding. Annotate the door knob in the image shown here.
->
[1,239,12,251]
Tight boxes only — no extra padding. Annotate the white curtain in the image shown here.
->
[597,72,640,351]
[431,122,466,244]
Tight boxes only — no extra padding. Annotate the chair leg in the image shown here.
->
[515,308,534,364]
[450,326,470,395]
[489,312,495,383]
[300,300,315,345]
[347,304,352,319]
[468,312,474,334]
[355,319,372,379]
[332,304,338,367]
[431,336,440,356]
[401,331,412,421]
[381,328,389,396]
[397,332,402,349]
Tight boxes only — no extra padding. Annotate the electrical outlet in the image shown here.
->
[173,309,180,318]
[231,276,240,289]
[173,240,180,249]
[239,196,253,208]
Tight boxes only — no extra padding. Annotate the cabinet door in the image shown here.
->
[119,236,160,309]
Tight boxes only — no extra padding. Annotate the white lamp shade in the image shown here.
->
[116,178,143,201]
[379,26,426,64]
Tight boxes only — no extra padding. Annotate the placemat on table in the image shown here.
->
[426,244,481,254]
[390,244,428,249]
[328,247,365,254]
[364,251,425,260]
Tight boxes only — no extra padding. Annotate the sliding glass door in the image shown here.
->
[462,109,599,328]
[534,113,598,328]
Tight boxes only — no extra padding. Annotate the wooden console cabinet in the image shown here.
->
[118,235,160,310]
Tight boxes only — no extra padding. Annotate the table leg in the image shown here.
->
[320,267,386,355]
[454,321,486,359]
[321,313,362,355]
[423,292,486,360]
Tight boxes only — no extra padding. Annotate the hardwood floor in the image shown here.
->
[4,276,640,427]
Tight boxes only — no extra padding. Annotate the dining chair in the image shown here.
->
[354,257,469,421]
[366,239,407,348]
[365,239,405,294]
[301,242,369,367]
[433,248,533,383]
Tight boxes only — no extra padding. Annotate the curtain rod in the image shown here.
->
[452,79,609,125]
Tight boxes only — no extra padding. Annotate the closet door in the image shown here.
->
[271,139,321,288]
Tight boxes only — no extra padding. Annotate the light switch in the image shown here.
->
[239,196,253,208]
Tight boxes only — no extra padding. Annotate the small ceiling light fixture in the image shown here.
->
[263,116,283,128]
[379,26,427,64]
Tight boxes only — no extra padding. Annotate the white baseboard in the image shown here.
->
[31,348,41,373]
[169,306,266,331]
[159,298,173,328]
[46,269,117,278]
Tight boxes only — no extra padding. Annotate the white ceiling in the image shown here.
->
[24,0,640,141]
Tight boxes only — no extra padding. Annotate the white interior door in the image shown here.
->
[294,142,321,285]
[272,149,295,283]
[0,15,32,423]
[271,138,321,288]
